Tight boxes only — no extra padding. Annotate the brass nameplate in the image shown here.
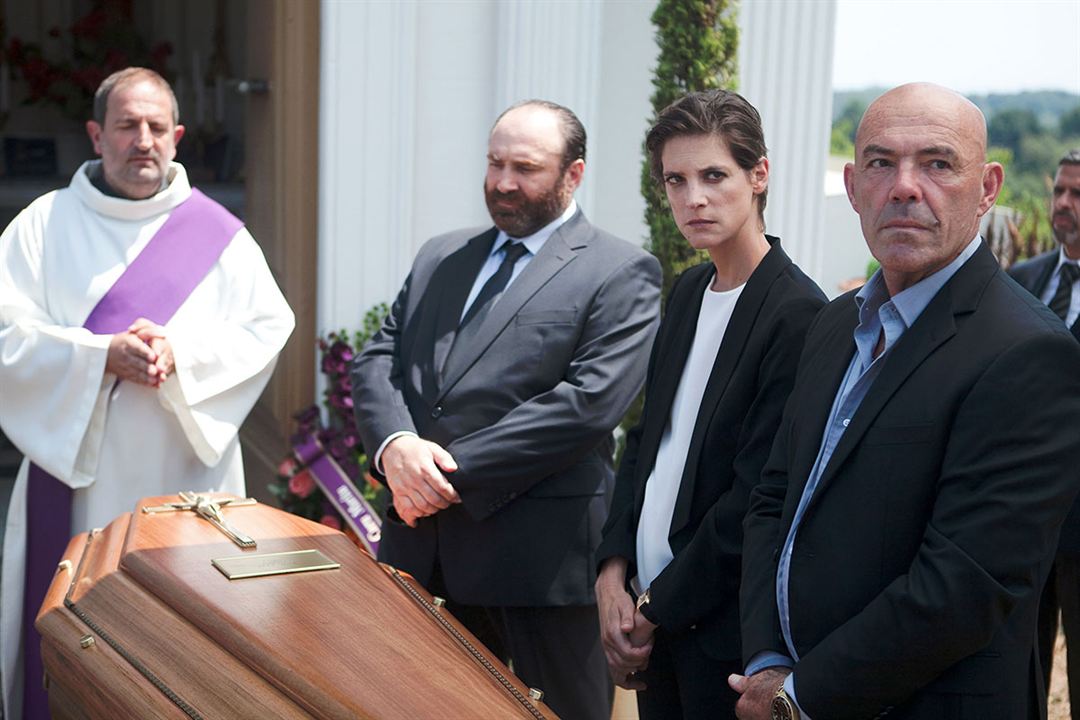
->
[211,549,340,580]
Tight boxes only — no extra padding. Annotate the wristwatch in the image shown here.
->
[771,682,800,720]
[635,587,651,613]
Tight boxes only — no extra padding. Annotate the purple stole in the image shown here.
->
[22,189,241,719]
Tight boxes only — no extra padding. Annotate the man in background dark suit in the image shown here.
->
[351,100,661,720]
[730,84,1080,720]
[1009,148,1080,717]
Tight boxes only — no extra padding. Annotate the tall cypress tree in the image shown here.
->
[616,1,740,456]
[643,0,740,299]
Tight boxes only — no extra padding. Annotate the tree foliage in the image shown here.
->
[618,0,739,458]
[643,0,739,300]
[1061,106,1080,138]
[829,99,865,157]
[988,108,1042,156]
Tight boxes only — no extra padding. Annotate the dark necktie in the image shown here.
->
[459,241,529,329]
[442,241,529,376]
[1049,263,1080,320]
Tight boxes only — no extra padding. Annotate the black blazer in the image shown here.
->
[741,242,1080,719]
[352,211,662,606]
[595,237,825,661]
[1009,250,1080,553]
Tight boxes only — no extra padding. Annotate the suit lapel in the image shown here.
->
[1032,252,1058,296]
[436,213,586,400]
[807,244,998,512]
[430,229,498,385]
[781,299,859,512]
[1027,251,1080,341]
[668,240,793,535]
[631,266,711,513]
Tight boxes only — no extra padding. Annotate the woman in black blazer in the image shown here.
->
[594,90,826,719]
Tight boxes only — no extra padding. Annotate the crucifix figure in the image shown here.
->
[142,491,258,548]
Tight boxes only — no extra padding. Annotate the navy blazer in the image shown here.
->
[742,243,1080,719]
[596,236,825,661]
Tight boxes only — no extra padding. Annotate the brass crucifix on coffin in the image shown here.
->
[142,491,258,548]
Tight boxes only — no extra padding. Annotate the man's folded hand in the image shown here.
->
[382,435,461,527]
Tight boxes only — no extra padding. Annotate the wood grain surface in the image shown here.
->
[37,495,556,720]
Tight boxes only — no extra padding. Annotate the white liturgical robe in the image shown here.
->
[0,160,295,718]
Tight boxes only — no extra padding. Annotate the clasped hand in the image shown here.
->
[105,318,174,388]
[595,558,656,690]
[729,667,790,720]
[381,435,461,527]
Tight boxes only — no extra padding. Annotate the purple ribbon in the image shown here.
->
[22,188,240,719]
[292,433,382,557]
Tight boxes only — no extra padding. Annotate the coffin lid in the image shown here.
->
[40,494,554,720]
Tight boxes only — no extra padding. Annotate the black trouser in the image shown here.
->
[430,567,613,720]
[1038,551,1080,719]
[635,626,742,720]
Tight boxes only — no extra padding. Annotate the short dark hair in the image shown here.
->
[1060,149,1080,168]
[94,67,178,125]
[646,89,769,220]
[493,99,587,171]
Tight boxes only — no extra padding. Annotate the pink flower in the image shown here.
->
[288,470,316,499]
[277,456,298,478]
[319,514,342,531]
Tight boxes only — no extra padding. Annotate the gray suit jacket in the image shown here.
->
[352,210,661,606]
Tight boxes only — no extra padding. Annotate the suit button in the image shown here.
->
[690,624,697,630]
[431,406,443,418]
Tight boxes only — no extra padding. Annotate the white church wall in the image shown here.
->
[738,0,838,285]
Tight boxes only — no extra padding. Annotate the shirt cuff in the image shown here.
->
[373,431,418,473]
[745,650,794,676]
[784,674,811,720]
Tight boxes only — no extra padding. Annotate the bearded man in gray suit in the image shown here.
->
[351,100,661,720]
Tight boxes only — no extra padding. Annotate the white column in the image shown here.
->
[492,0,604,214]
[591,0,655,247]
[318,0,419,333]
[739,0,838,286]
[318,0,661,343]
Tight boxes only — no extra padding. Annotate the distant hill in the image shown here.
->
[833,88,1080,126]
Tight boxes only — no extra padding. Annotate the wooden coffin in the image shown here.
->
[36,495,557,719]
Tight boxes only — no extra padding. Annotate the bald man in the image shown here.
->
[730,83,1080,719]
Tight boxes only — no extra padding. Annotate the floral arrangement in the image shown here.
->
[2,0,173,122]
[270,304,390,532]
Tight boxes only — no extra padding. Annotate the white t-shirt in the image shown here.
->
[634,277,744,592]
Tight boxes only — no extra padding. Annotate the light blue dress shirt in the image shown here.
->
[747,235,983,718]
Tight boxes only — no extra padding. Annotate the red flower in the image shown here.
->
[288,470,317,499]
[320,514,342,531]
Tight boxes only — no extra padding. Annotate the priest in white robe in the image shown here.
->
[0,67,294,719]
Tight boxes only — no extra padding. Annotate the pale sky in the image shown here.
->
[833,0,1080,95]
